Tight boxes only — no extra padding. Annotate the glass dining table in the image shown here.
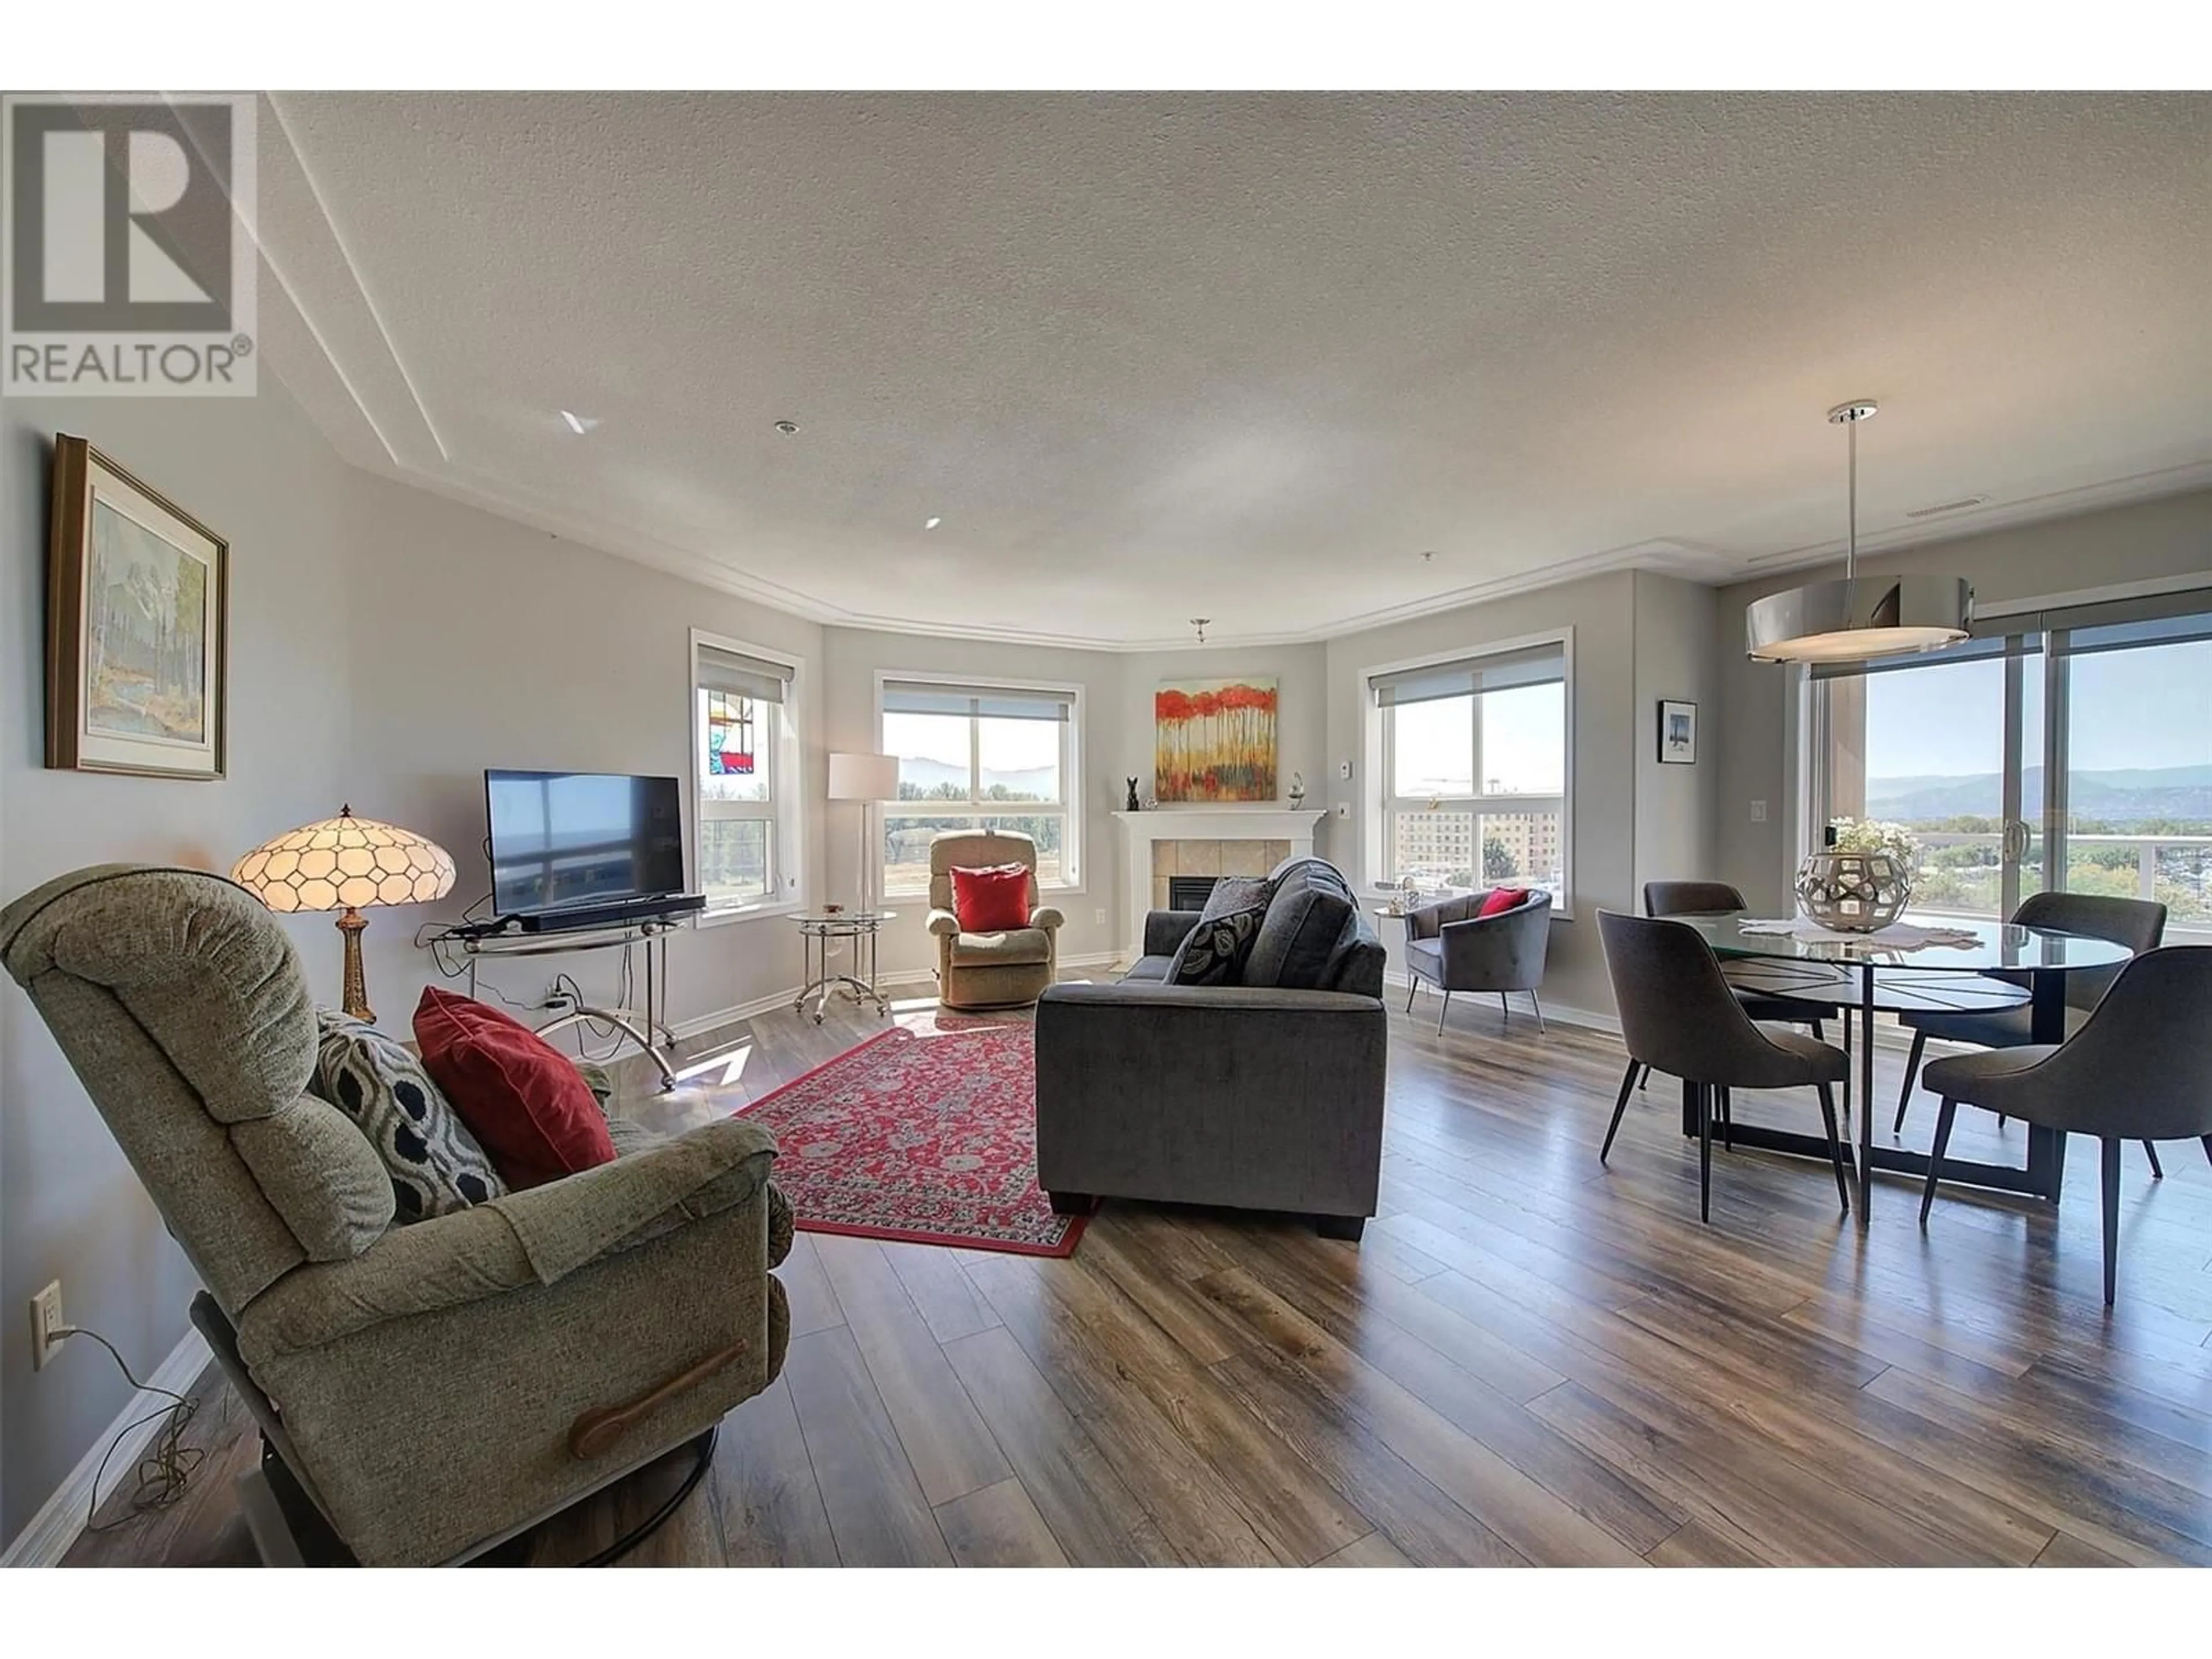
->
[1669,911,2135,1212]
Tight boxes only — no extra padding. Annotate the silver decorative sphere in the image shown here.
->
[1794,851,1911,933]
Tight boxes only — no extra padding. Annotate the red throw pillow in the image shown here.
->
[1478,887,1524,918]
[951,863,1032,932]
[412,986,615,1191]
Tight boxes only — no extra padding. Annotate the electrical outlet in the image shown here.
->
[1335,801,1350,819]
[544,984,576,1013]
[1750,800,1768,823]
[1337,760,1353,781]
[1093,908,1106,926]
[29,1280,65,1370]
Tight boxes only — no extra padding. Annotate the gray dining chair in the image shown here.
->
[1638,881,1849,1092]
[1403,888,1552,1033]
[1919,946,2212,1305]
[1597,911,1852,1222]
[1891,892,2175,1175]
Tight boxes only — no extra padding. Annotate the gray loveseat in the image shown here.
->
[1034,856,1388,1239]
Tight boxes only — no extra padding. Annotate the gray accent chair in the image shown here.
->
[1892,892,2172,1175]
[926,829,1065,1009]
[1597,910,1852,1222]
[1,864,793,1566]
[1035,856,1387,1239]
[1637,880,1850,1095]
[1920,946,2212,1304]
[1403,887,1553,1032]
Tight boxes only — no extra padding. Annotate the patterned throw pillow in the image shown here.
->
[310,1010,507,1222]
[1166,874,1274,987]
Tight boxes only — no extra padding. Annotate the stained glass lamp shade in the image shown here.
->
[232,805,456,1023]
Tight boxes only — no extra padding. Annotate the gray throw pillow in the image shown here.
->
[310,1010,507,1222]
[1166,875,1273,986]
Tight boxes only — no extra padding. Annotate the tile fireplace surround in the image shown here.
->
[1111,808,1326,961]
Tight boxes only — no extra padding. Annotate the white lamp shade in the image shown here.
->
[828,752,900,801]
[233,807,457,914]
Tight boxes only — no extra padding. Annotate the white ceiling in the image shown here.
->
[253,92,2212,649]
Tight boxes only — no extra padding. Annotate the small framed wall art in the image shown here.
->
[1657,699,1697,765]
[46,435,229,779]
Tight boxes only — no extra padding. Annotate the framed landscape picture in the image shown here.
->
[1156,677,1278,802]
[1658,698,1697,765]
[46,435,229,779]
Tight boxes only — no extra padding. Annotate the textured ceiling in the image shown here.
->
[255,92,2212,647]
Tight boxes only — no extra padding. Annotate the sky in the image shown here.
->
[1864,638,2211,781]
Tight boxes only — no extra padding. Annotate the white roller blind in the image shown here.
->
[882,680,1071,721]
[698,643,793,703]
[1368,642,1566,709]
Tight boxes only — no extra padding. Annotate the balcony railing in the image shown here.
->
[1907,831,2212,933]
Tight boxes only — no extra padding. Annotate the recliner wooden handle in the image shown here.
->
[567,1338,749,1460]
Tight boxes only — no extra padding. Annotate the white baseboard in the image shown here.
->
[1384,970,1622,1036]
[1,1327,212,1569]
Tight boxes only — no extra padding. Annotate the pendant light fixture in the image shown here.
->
[1745,400,1973,664]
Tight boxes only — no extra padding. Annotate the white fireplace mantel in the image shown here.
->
[1111,808,1326,957]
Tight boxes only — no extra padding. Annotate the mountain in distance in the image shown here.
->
[895,756,1056,800]
[1864,764,2212,825]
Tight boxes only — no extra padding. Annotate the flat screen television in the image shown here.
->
[484,769,688,919]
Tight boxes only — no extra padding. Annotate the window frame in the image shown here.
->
[1362,627,1575,916]
[691,628,808,924]
[874,670,1085,898]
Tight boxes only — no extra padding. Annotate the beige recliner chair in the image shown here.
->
[926,830,1064,1009]
[0,863,791,1566]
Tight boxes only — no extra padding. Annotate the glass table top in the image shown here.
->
[1672,911,2135,974]
[793,910,897,929]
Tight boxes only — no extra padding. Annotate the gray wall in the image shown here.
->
[1,378,358,1543]
[1632,572,1723,904]
[1325,571,1640,1018]
[1714,489,2212,911]
[342,471,827,1032]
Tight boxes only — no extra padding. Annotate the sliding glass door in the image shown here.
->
[1812,590,2211,938]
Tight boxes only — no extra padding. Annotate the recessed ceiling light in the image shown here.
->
[772,419,800,435]
[559,410,598,435]
[923,516,942,531]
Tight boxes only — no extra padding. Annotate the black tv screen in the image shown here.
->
[485,770,687,918]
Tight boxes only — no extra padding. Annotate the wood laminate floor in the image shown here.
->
[64,982,2212,1566]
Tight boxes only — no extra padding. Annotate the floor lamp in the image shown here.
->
[828,753,900,914]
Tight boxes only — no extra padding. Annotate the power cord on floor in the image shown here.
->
[55,1325,207,1532]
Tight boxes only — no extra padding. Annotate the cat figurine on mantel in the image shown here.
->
[1125,777,1142,812]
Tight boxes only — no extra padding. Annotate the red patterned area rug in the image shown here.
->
[733,1022,1086,1257]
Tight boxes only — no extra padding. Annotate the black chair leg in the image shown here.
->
[1600,1060,1638,1164]
[2142,1141,2163,1180]
[1815,1082,1850,1214]
[1892,1029,1928,1135]
[1637,1063,1650,1092]
[2203,1134,2212,1170]
[1921,1097,1959,1226]
[1405,977,1418,1014]
[2100,1136,2123,1306]
[1810,1018,1824,1041]
[1718,1086,1733,1152]
[1697,1084,1713,1224]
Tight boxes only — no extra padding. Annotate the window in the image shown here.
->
[693,634,802,915]
[1808,588,2211,935]
[1369,638,1570,902]
[878,677,1080,895]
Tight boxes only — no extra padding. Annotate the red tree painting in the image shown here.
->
[1154,678,1279,802]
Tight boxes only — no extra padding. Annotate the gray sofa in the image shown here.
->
[1034,857,1387,1239]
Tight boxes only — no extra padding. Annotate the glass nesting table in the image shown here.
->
[1671,911,2135,1211]
[790,910,896,1024]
